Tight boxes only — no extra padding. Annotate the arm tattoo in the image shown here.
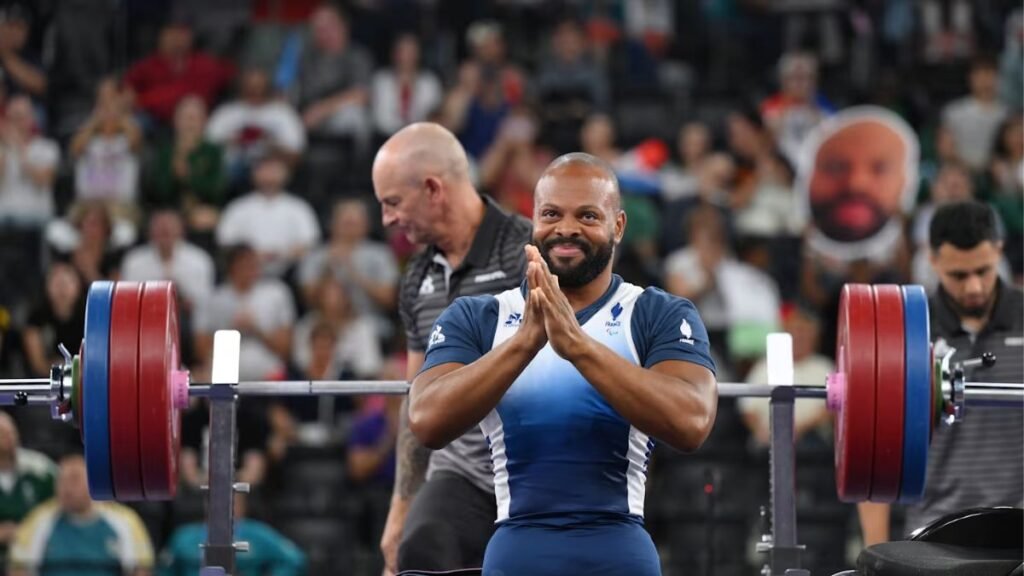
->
[395,396,432,499]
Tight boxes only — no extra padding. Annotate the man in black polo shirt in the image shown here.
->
[372,122,531,574]
[859,200,1023,544]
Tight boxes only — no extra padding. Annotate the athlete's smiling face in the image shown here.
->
[532,161,625,289]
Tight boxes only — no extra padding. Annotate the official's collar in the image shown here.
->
[426,195,508,269]
[462,195,508,269]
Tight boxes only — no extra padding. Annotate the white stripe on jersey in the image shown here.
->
[481,410,512,521]
[626,426,651,516]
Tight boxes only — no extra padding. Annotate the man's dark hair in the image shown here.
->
[730,104,765,131]
[970,55,998,73]
[929,200,1002,251]
[224,243,256,270]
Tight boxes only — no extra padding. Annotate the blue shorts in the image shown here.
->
[482,517,661,576]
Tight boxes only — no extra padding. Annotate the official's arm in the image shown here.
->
[393,350,429,499]
[379,350,427,575]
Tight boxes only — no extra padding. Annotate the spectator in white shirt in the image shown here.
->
[206,68,306,188]
[121,209,214,313]
[70,77,142,206]
[665,203,781,360]
[46,200,129,285]
[291,274,383,379]
[0,95,59,227]
[298,198,399,339]
[942,57,1008,173]
[216,155,320,277]
[371,34,443,137]
[738,303,834,448]
[194,244,295,381]
[660,120,711,202]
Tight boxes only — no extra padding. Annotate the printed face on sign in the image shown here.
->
[809,121,906,241]
[798,106,919,258]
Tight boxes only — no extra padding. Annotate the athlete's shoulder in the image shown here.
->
[628,284,714,371]
[423,294,501,365]
[450,293,500,315]
[611,280,646,302]
[433,294,500,340]
[634,285,699,314]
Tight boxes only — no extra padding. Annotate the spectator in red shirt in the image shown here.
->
[123,18,234,127]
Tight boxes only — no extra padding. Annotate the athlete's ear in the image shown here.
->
[614,208,626,244]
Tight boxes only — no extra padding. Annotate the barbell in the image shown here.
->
[1,281,1020,505]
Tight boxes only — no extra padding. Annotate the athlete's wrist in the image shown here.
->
[562,332,597,364]
[508,329,546,357]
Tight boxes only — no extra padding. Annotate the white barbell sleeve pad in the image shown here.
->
[766,332,794,387]
[211,330,241,385]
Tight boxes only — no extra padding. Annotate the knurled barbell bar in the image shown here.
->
[0,281,1020,504]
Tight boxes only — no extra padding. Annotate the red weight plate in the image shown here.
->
[870,285,905,502]
[138,282,181,500]
[109,282,145,500]
[834,284,877,502]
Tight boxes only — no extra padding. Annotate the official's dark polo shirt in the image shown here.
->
[398,195,532,492]
[905,280,1024,533]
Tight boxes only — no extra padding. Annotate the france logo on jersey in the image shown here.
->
[680,318,694,345]
[419,275,716,525]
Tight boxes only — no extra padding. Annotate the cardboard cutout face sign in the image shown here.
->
[798,106,919,261]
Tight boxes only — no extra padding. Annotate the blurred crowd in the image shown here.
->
[0,0,1019,574]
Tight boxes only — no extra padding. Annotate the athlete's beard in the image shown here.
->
[535,236,615,288]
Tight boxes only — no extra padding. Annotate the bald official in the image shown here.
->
[373,123,477,247]
[411,152,717,575]
[374,123,532,575]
